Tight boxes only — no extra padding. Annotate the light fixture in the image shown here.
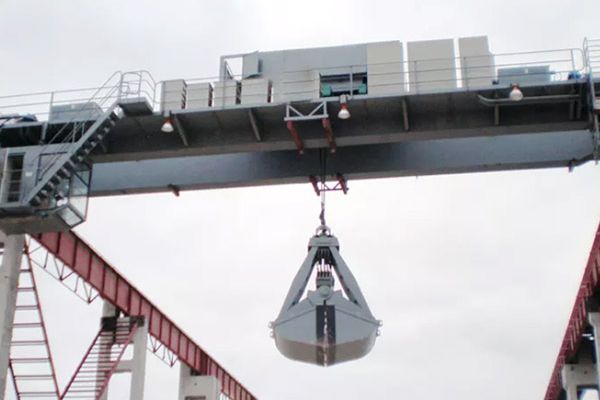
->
[161,116,174,133]
[509,84,523,102]
[338,94,351,120]
[338,104,351,120]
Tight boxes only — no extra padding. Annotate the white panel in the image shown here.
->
[242,52,261,78]
[160,79,186,112]
[367,41,404,96]
[185,83,212,109]
[407,39,457,92]
[241,78,270,104]
[458,36,495,89]
[280,70,320,102]
[213,80,239,107]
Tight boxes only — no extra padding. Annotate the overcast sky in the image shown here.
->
[2,0,600,399]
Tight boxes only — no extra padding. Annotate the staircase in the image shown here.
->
[60,318,139,400]
[26,103,121,209]
[8,250,60,399]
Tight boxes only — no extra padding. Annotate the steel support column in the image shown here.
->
[589,312,600,392]
[179,364,220,400]
[0,234,24,398]
[561,364,597,400]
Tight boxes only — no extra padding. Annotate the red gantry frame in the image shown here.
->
[545,221,600,400]
[26,221,600,400]
[27,230,256,400]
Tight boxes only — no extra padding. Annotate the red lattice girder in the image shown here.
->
[32,231,256,400]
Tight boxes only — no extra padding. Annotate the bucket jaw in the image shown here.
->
[271,226,381,366]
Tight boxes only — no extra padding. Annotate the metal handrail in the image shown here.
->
[0,47,587,119]
[29,70,158,191]
[584,38,600,157]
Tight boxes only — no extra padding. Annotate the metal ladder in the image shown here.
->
[60,318,139,400]
[8,245,60,399]
[22,71,125,209]
[26,104,121,208]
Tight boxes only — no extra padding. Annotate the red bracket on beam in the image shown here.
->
[336,173,348,194]
[286,121,304,154]
[309,176,320,196]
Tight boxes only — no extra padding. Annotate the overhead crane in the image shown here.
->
[0,35,598,399]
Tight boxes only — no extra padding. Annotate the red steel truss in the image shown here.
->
[31,230,256,400]
[545,221,600,400]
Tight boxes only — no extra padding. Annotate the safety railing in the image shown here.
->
[268,47,583,98]
[155,47,585,111]
[584,38,600,76]
[584,38,600,102]
[0,70,157,123]
[33,70,155,185]
[30,72,121,194]
[584,38,600,150]
[0,47,587,121]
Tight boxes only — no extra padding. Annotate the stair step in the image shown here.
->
[13,374,55,380]
[57,167,71,178]
[44,181,57,191]
[11,357,50,363]
[13,322,42,328]
[17,392,58,397]
[12,340,47,346]
[14,305,40,311]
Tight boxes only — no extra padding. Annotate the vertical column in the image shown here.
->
[128,320,147,400]
[561,364,597,400]
[589,312,600,391]
[178,364,220,400]
[0,234,25,398]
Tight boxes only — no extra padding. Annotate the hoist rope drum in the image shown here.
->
[271,225,381,366]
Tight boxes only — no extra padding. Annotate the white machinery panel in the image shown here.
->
[367,41,404,96]
[280,70,320,102]
[160,79,186,112]
[241,78,271,105]
[213,80,239,107]
[458,36,495,89]
[407,38,457,92]
[185,83,213,109]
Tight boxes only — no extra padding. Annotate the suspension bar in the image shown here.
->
[544,221,600,400]
[31,230,257,400]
